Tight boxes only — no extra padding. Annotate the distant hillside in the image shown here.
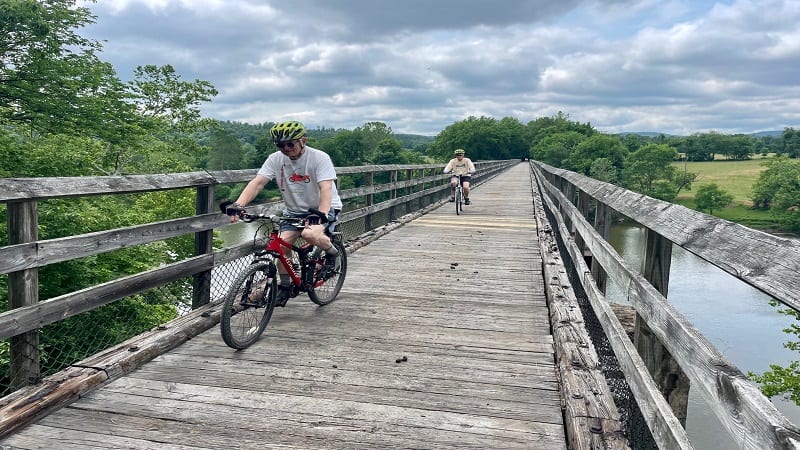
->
[617,131,672,137]
[395,133,435,149]
[749,130,783,137]
[617,130,785,138]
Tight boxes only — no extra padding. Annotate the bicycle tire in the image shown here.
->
[455,186,462,215]
[308,237,347,306]
[220,260,277,349]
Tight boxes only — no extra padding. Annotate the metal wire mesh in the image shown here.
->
[2,279,193,397]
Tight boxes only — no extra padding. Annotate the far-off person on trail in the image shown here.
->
[443,148,476,204]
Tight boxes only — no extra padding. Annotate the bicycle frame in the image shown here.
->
[264,231,313,288]
[452,174,465,215]
[220,209,346,349]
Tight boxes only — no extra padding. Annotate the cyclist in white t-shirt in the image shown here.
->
[226,121,342,304]
[443,148,476,205]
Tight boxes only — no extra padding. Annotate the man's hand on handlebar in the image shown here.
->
[306,208,330,225]
[220,200,245,222]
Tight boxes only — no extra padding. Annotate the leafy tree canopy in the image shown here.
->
[694,183,734,214]
[429,115,527,162]
[751,157,800,232]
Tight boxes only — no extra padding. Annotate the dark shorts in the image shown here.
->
[451,175,471,184]
[279,208,340,233]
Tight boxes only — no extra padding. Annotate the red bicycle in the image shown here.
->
[220,208,347,349]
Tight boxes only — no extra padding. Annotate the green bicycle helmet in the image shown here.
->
[270,121,307,143]
[454,148,465,156]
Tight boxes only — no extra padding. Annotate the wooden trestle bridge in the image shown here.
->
[1,161,799,449]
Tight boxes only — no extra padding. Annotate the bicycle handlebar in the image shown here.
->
[220,200,334,227]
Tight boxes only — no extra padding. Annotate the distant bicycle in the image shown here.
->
[219,207,347,349]
[453,174,465,215]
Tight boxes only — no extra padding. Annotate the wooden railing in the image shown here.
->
[0,160,516,424]
[531,161,800,449]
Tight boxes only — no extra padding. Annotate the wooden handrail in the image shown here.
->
[531,161,800,450]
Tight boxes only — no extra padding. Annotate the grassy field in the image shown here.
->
[672,158,783,230]
[673,159,767,205]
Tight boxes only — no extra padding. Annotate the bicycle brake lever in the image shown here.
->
[307,208,328,224]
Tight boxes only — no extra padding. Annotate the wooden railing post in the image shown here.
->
[364,171,374,231]
[575,190,591,265]
[387,169,398,220]
[561,180,575,231]
[8,201,40,388]
[404,168,412,213]
[591,202,611,293]
[192,185,214,308]
[634,229,690,427]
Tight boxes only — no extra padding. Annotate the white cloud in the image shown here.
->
[80,0,800,135]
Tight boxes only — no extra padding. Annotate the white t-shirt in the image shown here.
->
[257,145,342,214]
[444,157,476,176]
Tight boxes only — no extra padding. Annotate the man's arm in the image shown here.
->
[443,160,453,173]
[235,174,270,206]
[317,179,333,213]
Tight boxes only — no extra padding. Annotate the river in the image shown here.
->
[606,222,800,449]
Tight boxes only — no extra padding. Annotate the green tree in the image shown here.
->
[620,133,653,153]
[370,138,406,165]
[623,143,682,200]
[677,134,716,161]
[565,134,628,175]
[205,128,245,170]
[530,131,587,168]
[694,183,734,214]
[722,134,754,160]
[782,127,800,158]
[752,157,800,207]
[353,121,394,161]
[128,64,218,132]
[589,158,618,184]
[524,111,594,147]
[430,115,525,162]
[749,303,800,405]
[325,129,368,166]
[751,157,800,232]
[0,0,137,140]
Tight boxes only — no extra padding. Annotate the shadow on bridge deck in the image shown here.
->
[2,163,566,449]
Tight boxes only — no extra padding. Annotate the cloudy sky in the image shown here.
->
[80,0,800,136]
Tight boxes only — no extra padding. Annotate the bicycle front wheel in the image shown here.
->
[455,187,462,215]
[308,237,347,306]
[220,261,277,349]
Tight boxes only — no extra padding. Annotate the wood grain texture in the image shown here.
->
[537,162,800,311]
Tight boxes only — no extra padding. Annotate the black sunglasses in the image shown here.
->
[276,141,298,149]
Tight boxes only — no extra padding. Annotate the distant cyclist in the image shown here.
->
[443,149,476,205]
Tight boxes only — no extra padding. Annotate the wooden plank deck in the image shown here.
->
[1,163,566,449]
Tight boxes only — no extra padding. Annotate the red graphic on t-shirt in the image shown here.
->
[289,173,311,183]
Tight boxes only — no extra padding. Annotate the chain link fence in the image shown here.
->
[2,163,513,398]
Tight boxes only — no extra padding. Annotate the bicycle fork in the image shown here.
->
[241,258,277,307]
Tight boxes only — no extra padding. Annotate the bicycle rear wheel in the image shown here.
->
[221,261,277,349]
[455,187,462,215]
[308,236,347,306]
